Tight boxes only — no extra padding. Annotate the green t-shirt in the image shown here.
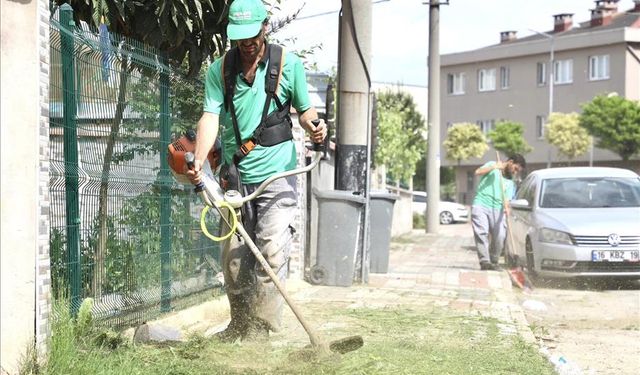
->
[203,46,311,184]
[473,161,516,209]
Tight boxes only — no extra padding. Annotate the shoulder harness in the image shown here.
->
[221,44,294,165]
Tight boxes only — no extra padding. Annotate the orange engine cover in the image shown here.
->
[167,129,221,177]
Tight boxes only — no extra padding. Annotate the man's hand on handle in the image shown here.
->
[185,159,203,185]
[187,112,219,186]
[303,118,327,144]
[299,106,327,144]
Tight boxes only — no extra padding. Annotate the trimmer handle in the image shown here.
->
[185,152,205,193]
[311,119,325,153]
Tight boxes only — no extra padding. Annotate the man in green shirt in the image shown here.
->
[471,154,525,270]
[187,0,326,342]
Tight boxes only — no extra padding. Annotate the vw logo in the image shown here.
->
[607,233,621,247]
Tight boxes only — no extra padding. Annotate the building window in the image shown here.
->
[467,171,474,193]
[500,66,510,89]
[537,62,546,85]
[447,72,466,95]
[536,116,546,139]
[554,59,573,84]
[477,119,495,134]
[478,68,496,92]
[589,55,610,80]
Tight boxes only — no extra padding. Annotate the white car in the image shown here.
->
[412,191,469,225]
[506,167,640,279]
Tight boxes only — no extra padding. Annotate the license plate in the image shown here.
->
[592,250,640,262]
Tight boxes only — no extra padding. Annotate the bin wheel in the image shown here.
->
[309,265,327,285]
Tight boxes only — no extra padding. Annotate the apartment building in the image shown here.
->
[440,0,640,204]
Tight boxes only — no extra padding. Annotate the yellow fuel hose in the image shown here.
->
[200,201,237,242]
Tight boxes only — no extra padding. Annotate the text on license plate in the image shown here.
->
[592,250,640,262]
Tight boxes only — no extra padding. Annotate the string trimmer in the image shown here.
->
[167,126,363,356]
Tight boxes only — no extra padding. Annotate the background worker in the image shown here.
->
[471,154,526,270]
[187,0,326,342]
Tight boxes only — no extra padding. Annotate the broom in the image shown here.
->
[495,152,533,291]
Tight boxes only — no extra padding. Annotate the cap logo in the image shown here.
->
[233,11,252,20]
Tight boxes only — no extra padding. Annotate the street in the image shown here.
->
[516,276,640,375]
[427,222,640,374]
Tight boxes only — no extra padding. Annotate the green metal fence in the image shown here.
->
[49,4,222,328]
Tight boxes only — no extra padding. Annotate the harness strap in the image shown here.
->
[222,44,289,167]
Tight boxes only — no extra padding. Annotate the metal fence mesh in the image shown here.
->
[49,9,223,328]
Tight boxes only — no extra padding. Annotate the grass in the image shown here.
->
[25,300,555,375]
[412,213,425,230]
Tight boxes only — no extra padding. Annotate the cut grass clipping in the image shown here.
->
[29,300,554,375]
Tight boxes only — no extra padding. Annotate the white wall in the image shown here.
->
[1,0,50,373]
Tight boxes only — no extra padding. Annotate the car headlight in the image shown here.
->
[538,228,573,245]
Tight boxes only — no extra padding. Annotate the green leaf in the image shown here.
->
[545,112,590,161]
[444,123,489,163]
[374,91,426,182]
[487,121,532,155]
[193,0,203,23]
[579,94,640,161]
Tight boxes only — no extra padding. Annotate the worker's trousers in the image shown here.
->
[220,175,297,332]
[471,204,506,265]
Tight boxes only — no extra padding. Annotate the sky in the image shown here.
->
[271,0,637,86]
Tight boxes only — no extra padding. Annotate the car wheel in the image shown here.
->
[525,238,539,279]
[439,211,454,225]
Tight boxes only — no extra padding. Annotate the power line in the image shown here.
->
[295,0,390,21]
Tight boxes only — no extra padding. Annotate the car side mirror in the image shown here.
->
[510,199,530,209]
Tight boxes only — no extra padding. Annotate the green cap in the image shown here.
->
[227,0,268,40]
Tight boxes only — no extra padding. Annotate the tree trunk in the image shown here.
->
[93,57,129,298]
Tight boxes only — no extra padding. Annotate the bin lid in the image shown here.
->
[369,190,399,201]
[312,188,367,204]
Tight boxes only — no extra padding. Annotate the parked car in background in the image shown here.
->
[506,167,640,279]
[412,191,469,225]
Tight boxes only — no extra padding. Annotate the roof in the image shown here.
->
[500,12,640,46]
[442,8,640,66]
[530,167,640,179]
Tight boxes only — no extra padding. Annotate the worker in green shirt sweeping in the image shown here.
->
[471,154,526,270]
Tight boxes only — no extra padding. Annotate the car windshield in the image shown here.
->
[539,177,640,208]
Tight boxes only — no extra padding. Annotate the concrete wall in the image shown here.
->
[1,0,51,373]
[625,43,640,99]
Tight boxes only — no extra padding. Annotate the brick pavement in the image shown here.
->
[272,222,536,346]
[158,222,536,349]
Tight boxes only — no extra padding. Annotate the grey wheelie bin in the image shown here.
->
[310,189,366,287]
[369,191,398,273]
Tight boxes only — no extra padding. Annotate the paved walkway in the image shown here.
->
[158,222,535,349]
[265,222,535,347]
[368,223,533,341]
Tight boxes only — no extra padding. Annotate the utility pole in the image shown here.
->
[425,0,442,234]
[336,0,371,193]
[337,0,372,283]
[530,29,554,168]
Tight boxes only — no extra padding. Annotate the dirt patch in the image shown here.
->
[518,278,640,375]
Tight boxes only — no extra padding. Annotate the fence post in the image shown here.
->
[60,3,82,316]
[159,55,173,312]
